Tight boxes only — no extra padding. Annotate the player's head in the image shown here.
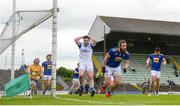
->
[46,54,52,61]
[34,58,40,65]
[83,35,90,46]
[154,47,160,54]
[118,40,127,52]
[77,63,80,68]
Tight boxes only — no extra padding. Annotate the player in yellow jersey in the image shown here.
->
[26,58,43,96]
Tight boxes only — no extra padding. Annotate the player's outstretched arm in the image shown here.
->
[74,36,84,46]
[146,58,150,68]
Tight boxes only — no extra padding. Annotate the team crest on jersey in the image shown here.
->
[114,57,122,61]
[81,49,90,52]
[48,64,52,69]
[115,53,118,55]
[154,58,159,63]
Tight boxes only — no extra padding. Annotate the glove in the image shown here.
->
[102,67,106,73]
[123,68,127,73]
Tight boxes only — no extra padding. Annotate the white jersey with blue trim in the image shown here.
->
[79,43,93,64]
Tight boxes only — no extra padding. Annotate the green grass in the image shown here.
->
[1,94,180,105]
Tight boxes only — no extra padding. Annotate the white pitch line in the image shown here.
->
[54,96,114,104]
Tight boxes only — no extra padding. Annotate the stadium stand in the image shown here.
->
[93,53,180,85]
[89,16,180,93]
[172,56,180,70]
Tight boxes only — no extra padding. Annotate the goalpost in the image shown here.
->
[11,0,16,81]
[51,0,58,97]
[0,0,58,96]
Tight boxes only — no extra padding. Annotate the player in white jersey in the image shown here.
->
[74,35,97,97]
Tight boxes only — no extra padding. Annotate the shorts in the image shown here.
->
[105,66,121,77]
[79,62,93,72]
[42,75,52,80]
[72,78,80,84]
[31,79,39,86]
[151,70,161,78]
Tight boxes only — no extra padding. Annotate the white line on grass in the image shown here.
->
[54,96,114,104]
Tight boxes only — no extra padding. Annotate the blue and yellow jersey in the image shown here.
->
[150,53,164,71]
[42,61,52,75]
[73,68,79,79]
[106,47,129,68]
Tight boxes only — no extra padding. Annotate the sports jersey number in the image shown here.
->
[114,57,122,61]
[153,58,159,63]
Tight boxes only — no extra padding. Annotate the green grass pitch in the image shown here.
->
[0,94,180,105]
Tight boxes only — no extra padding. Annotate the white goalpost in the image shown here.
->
[11,0,16,80]
[51,0,58,97]
[0,0,58,96]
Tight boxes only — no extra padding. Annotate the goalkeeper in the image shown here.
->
[101,40,129,97]
[26,58,43,96]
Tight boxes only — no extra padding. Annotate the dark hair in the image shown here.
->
[118,40,126,47]
[155,47,160,52]
[46,54,52,57]
[83,35,90,39]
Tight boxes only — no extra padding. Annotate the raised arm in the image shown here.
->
[74,36,84,46]
[89,36,97,46]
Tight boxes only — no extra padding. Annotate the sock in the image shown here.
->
[156,91,158,94]
[89,84,94,88]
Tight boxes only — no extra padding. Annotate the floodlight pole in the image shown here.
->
[11,0,16,80]
[51,0,58,97]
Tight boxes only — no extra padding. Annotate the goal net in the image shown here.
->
[0,10,53,92]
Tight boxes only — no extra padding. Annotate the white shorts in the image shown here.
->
[105,66,121,78]
[73,78,80,84]
[151,70,161,78]
[42,75,52,80]
[79,62,93,72]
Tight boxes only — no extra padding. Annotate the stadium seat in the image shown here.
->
[93,53,180,85]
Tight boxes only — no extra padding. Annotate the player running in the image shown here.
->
[41,54,52,95]
[146,47,166,96]
[69,63,80,94]
[74,35,97,97]
[26,58,43,96]
[101,40,129,97]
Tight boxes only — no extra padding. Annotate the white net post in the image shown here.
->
[10,0,16,80]
[51,0,58,97]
